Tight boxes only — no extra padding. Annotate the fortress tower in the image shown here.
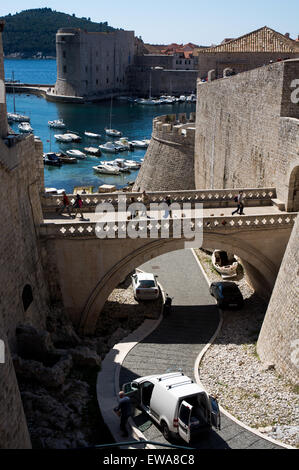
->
[53,28,135,98]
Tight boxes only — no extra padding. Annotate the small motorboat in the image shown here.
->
[130,139,148,149]
[115,137,133,151]
[58,152,77,164]
[99,142,118,153]
[123,159,142,170]
[43,153,62,167]
[103,159,131,173]
[84,131,102,139]
[212,250,239,279]
[105,128,123,137]
[18,122,33,133]
[54,134,73,143]
[93,164,120,175]
[66,149,86,159]
[84,147,102,156]
[64,133,82,142]
[48,119,66,129]
[8,112,30,122]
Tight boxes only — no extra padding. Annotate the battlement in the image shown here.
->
[153,113,196,142]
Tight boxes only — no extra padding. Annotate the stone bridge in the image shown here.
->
[40,188,297,334]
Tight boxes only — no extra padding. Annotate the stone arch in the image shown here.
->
[79,234,276,333]
[287,165,299,211]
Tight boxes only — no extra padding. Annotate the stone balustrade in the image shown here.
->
[42,187,277,213]
[40,212,297,239]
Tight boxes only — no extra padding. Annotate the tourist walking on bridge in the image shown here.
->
[58,191,72,217]
[232,191,245,215]
[73,194,84,219]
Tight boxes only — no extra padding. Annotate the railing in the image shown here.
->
[42,188,277,213]
[39,212,297,239]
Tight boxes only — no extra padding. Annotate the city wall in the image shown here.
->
[133,112,196,191]
[195,59,299,210]
[0,134,50,448]
[257,214,299,384]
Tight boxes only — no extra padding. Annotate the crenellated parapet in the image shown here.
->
[152,113,196,146]
[133,112,196,191]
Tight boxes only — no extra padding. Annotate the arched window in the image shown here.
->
[22,285,33,312]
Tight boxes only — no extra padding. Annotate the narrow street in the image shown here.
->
[119,249,282,449]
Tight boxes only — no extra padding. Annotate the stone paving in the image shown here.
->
[119,249,283,449]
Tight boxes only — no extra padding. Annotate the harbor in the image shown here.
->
[4,60,196,193]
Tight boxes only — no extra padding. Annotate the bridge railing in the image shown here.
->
[41,188,277,213]
[39,212,297,239]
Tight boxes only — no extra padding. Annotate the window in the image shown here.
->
[63,65,67,73]
[85,66,88,73]
[22,285,33,312]
[96,79,98,85]
[63,51,66,58]
[96,65,99,72]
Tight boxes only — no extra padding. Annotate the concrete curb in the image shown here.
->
[97,268,166,449]
[191,249,295,450]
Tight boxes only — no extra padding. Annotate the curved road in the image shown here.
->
[119,249,282,449]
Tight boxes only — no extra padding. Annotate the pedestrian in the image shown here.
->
[140,190,150,217]
[232,191,245,215]
[58,191,72,217]
[114,391,132,437]
[164,195,172,218]
[73,194,84,219]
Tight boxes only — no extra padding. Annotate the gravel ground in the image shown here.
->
[194,249,299,448]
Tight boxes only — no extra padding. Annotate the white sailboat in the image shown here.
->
[105,96,122,137]
[9,71,31,123]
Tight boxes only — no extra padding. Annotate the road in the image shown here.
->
[119,249,282,449]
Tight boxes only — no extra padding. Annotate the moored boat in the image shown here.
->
[130,139,148,149]
[84,131,102,139]
[99,142,118,153]
[212,250,239,279]
[105,128,123,137]
[43,153,62,167]
[66,149,86,159]
[64,133,82,142]
[48,119,66,129]
[54,134,73,143]
[93,164,120,175]
[18,122,33,133]
[84,147,102,156]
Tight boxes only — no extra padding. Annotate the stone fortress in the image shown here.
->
[51,25,299,101]
[0,18,299,449]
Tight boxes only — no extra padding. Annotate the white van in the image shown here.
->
[122,372,221,443]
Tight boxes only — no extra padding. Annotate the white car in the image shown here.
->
[132,272,159,300]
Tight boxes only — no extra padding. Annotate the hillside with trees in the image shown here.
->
[1,8,118,57]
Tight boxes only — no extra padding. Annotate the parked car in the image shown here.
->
[122,371,221,443]
[209,281,244,309]
[131,272,159,300]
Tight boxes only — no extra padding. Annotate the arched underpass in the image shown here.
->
[118,249,284,449]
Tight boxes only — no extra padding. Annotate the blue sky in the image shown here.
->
[0,0,298,45]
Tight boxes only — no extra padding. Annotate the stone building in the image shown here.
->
[53,29,199,100]
[53,28,135,98]
[196,26,299,79]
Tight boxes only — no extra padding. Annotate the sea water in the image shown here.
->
[4,59,196,192]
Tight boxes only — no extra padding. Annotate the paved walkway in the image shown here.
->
[44,205,282,224]
[118,249,283,449]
